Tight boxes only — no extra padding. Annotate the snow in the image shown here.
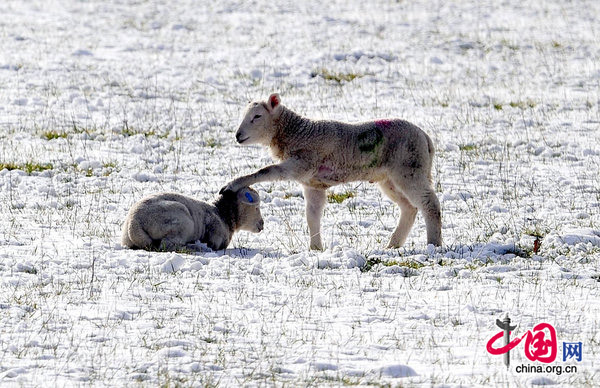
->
[1,0,599,386]
[379,364,418,378]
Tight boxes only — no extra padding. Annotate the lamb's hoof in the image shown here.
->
[219,185,233,195]
[220,180,243,195]
[309,242,323,251]
[386,239,401,249]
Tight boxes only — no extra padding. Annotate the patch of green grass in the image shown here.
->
[464,263,480,271]
[362,256,383,272]
[25,162,53,175]
[459,144,478,152]
[395,260,425,270]
[283,192,301,199]
[205,137,221,148]
[175,246,196,255]
[120,121,169,138]
[122,126,156,137]
[70,163,99,177]
[103,161,118,169]
[0,161,53,175]
[311,68,363,83]
[41,130,68,140]
[493,103,503,110]
[102,161,119,176]
[327,191,355,204]
[509,99,537,109]
[0,162,21,171]
[71,123,96,135]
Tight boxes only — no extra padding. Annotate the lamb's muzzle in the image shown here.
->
[236,132,249,144]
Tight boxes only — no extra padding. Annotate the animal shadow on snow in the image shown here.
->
[176,241,281,260]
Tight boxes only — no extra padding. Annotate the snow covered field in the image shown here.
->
[1,0,599,386]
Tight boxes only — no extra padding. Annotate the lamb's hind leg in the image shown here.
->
[303,185,326,250]
[378,179,418,248]
[390,175,442,247]
[123,218,153,249]
[155,205,196,252]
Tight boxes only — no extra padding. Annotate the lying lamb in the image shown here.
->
[122,187,263,251]
[222,93,441,250]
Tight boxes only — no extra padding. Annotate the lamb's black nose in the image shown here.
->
[236,132,248,144]
[258,220,264,231]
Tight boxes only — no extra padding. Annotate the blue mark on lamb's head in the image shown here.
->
[245,192,254,203]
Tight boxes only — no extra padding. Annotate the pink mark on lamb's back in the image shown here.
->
[375,119,394,129]
[317,165,334,176]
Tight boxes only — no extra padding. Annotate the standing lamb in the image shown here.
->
[122,187,264,251]
[221,93,441,250]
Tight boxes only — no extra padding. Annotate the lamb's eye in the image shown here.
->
[253,114,262,120]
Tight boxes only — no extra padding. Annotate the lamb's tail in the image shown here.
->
[122,218,153,249]
[425,132,435,159]
[425,132,435,183]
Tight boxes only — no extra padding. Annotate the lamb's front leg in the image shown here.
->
[303,185,326,250]
[221,158,308,193]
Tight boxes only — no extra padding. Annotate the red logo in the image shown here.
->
[487,322,557,363]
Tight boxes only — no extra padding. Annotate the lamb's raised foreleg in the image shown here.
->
[221,157,309,193]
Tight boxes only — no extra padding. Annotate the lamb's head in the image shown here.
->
[236,93,282,146]
[234,187,264,233]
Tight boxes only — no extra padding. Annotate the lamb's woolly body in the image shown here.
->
[121,189,262,251]
[270,107,434,189]
[227,94,442,250]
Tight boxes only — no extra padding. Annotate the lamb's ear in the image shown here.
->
[266,93,281,113]
[239,188,259,205]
